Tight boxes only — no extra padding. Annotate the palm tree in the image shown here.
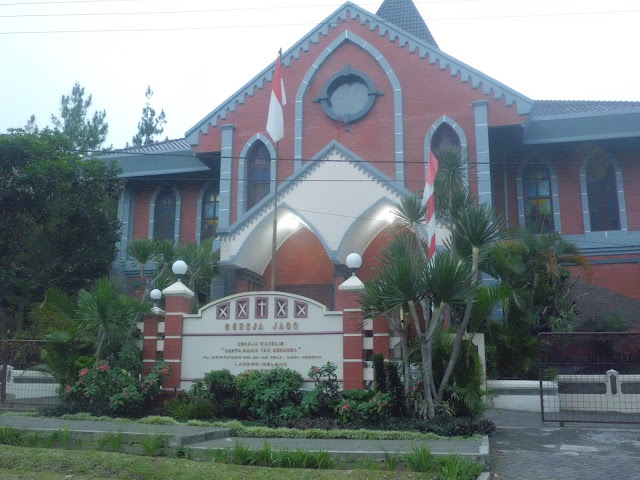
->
[361,234,427,411]
[126,238,176,302]
[174,238,219,311]
[76,278,149,361]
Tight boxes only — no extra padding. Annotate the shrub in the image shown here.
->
[336,390,393,424]
[236,368,303,422]
[189,369,237,417]
[163,397,218,421]
[300,362,340,417]
[66,361,170,416]
[384,361,405,416]
[372,353,387,393]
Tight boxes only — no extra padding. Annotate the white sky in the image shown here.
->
[1,0,638,148]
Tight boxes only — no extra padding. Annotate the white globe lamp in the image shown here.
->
[346,253,363,273]
[172,260,188,282]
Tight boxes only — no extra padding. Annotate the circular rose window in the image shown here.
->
[313,64,384,129]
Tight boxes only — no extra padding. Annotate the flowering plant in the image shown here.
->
[67,361,170,415]
[334,391,393,423]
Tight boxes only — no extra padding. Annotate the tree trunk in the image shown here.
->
[436,247,479,403]
[95,327,106,361]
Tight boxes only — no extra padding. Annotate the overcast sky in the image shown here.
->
[1,0,638,148]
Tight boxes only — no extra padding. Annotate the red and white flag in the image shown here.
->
[422,150,439,258]
[266,52,286,143]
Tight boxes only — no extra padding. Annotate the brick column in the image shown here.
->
[161,281,194,392]
[372,316,390,359]
[337,270,365,390]
[142,315,160,375]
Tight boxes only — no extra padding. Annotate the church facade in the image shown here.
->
[107,0,640,314]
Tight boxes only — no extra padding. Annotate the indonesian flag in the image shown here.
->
[266,52,286,143]
[422,150,439,258]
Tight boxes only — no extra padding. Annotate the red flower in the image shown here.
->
[372,398,376,403]
[382,403,387,407]
[66,385,71,395]
[413,386,418,391]
[100,365,109,372]
[314,368,319,373]
[343,404,349,411]
[79,368,89,377]
[162,368,168,375]
[78,380,83,385]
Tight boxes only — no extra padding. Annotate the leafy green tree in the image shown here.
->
[0,130,122,336]
[483,229,590,379]
[50,82,109,152]
[131,86,167,147]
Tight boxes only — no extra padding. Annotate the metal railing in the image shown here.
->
[1,340,61,407]
[539,332,640,424]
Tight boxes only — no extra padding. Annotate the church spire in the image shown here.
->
[376,0,439,48]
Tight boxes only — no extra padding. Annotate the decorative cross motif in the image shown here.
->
[216,302,230,319]
[255,298,268,319]
[294,300,308,319]
[236,299,248,319]
[275,298,287,318]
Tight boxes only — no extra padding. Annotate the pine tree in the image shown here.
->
[132,86,167,147]
[50,82,109,152]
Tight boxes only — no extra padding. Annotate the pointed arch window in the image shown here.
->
[154,187,176,241]
[201,183,220,241]
[523,164,554,233]
[586,158,620,232]
[430,123,460,162]
[246,140,271,211]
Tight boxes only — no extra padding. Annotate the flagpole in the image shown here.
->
[271,140,279,290]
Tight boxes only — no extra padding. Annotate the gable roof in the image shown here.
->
[376,0,438,48]
[100,138,192,157]
[185,1,533,144]
[97,138,209,178]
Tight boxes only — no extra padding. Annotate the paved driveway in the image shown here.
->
[488,409,640,480]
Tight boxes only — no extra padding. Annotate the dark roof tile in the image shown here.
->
[376,0,438,48]
[530,100,640,116]
[112,138,191,155]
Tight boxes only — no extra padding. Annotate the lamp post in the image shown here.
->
[172,260,188,283]
[339,253,364,291]
[149,288,165,317]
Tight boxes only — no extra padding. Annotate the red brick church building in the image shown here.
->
[105,0,640,316]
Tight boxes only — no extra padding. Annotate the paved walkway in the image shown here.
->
[488,409,640,480]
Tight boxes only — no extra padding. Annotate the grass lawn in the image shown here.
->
[0,445,439,479]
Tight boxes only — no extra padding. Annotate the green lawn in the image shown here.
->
[0,445,436,480]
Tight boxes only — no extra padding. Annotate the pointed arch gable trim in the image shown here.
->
[229,202,335,275]
[220,140,409,238]
[335,196,401,263]
[148,186,182,243]
[294,29,404,187]
[238,134,277,217]
[185,3,532,146]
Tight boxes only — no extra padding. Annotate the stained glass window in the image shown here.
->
[523,164,554,233]
[201,183,219,241]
